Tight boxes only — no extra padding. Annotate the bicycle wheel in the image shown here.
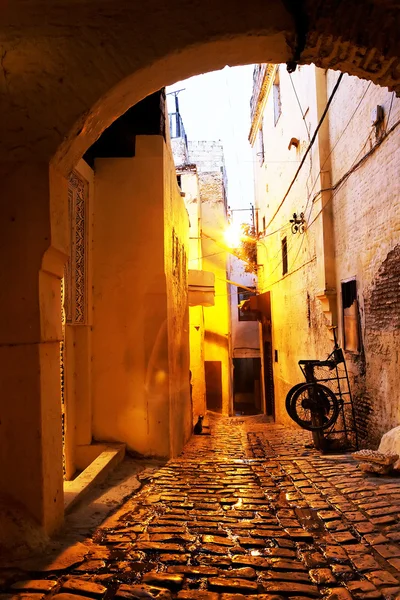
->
[285,382,306,418]
[289,383,339,431]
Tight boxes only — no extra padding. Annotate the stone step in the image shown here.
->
[64,444,125,513]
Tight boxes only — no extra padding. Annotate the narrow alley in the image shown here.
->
[2,0,400,580]
[2,417,400,600]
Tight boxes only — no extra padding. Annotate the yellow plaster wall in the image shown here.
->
[0,162,64,538]
[163,145,192,456]
[178,158,231,417]
[180,170,207,421]
[91,136,190,458]
[201,192,231,415]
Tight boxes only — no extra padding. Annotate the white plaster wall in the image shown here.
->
[228,256,260,358]
[254,64,331,426]
[254,64,400,443]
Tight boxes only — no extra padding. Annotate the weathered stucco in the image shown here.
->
[252,62,400,444]
[254,64,332,427]
[327,70,400,445]
[92,136,190,458]
[163,143,192,457]
[0,162,65,538]
[179,169,207,422]
[1,1,400,174]
[177,143,231,416]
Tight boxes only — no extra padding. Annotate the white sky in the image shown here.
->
[167,65,255,219]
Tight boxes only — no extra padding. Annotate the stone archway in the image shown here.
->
[54,1,400,176]
[1,0,400,547]
[0,0,399,172]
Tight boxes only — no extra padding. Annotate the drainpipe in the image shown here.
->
[313,68,338,336]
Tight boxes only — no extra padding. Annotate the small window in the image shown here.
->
[281,236,288,275]
[257,126,265,165]
[341,279,361,352]
[176,174,182,188]
[273,68,282,126]
[238,287,257,322]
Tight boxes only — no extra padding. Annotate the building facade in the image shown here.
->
[0,91,193,554]
[228,255,262,415]
[250,64,400,446]
[170,112,262,418]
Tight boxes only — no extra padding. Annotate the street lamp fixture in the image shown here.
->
[290,212,306,234]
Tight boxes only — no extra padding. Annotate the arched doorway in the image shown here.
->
[1,0,400,546]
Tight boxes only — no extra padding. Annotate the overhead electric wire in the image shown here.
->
[289,73,311,140]
[266,74,369,237]
[258,97,365,283]
[258,221,291,243]
[306,115,400,231]
[291,115,400,274]
[264,72,344,233]
[189,249,226,262]
[272,77,372,256]
[304,80,372,205]
[261,113,400,286]
[288,126,372,273]
[289,72,316,204]
[192,82,395,290]
[385,91,395,133]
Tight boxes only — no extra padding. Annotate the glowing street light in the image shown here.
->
[224,222,243,248]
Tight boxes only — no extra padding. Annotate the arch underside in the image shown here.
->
[0,0,399,550]
[0,0,398,171]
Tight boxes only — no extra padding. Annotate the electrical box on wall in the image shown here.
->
[371,105,384,126]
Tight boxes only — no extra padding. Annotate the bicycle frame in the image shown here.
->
[287,327,359,452]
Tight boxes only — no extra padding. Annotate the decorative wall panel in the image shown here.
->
[65,171,89,325]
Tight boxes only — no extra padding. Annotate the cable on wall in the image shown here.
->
[304,80,372,205]
[264,72,344,233]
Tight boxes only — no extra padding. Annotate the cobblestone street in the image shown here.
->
[2,416,400,600]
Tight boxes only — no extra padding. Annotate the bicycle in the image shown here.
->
[285,328,358,452]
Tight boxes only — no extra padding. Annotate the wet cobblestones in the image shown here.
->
[1,416,400,600]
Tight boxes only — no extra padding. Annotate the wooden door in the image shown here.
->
[205,360,222,412]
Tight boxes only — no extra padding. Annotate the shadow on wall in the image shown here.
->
[204,329,229,348]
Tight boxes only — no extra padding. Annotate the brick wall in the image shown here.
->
[188,141,225,173]
[327,71,400,446]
